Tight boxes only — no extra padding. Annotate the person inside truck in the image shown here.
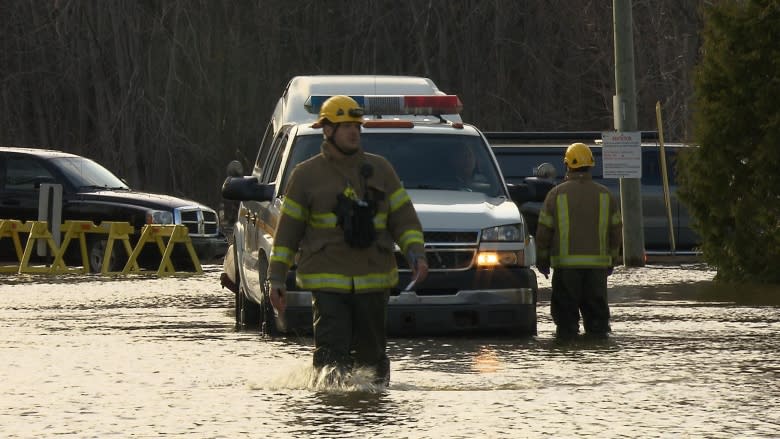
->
[446,142,478,190]
[267,95,428,386]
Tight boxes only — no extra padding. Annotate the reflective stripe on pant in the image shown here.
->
[551,268,611,336]
[312,290,390,382]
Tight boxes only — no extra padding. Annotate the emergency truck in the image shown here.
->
[222,75,547,336]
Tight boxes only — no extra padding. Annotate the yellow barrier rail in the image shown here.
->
[19,221,61,274]
[51,220,94,274]
[0,220,31,273]
[47,221,137,274]
[123,224,202,276]
[0,219,202,276]
[100,221,138,274]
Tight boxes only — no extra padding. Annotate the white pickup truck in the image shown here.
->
[222,75,545,336]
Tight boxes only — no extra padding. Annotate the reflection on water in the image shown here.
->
[471,347,502,374]
[1,264,779,438]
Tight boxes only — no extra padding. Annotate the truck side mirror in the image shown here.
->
[221,176,275,202]
[524,177,555,202]
[507,179,555,204]
[507,183,532,204]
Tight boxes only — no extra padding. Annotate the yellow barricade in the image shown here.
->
[0,219,31,272]
[19,221,60,273]
[49,221,136,274]
[99,221,138,275]
[1,220,202,276]
[122,224,202,276]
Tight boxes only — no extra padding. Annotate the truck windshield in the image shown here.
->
[282,133,505,197]
[54,157,130,190]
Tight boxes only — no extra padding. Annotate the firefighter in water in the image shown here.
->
[535,142,623,339]
[267,95,428,384]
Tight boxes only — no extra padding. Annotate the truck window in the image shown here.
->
[253,122,276,180]
[279,135,320,194]
[261,130,290,184]
[5,157,55,191]
[279,133,505,197]
[642,148,677,186]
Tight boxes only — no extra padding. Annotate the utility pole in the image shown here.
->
[613,0,645,267]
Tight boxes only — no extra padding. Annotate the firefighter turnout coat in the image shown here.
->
[268,141,426,293]
[535,172,622,269]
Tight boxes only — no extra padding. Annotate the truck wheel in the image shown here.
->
[234,288,241,326]
[258,252,281,336]
[261,286,281,336]
[236,250,262,327]
[229,245,242,325]
[238,284,261,327]
[87,238,120,273]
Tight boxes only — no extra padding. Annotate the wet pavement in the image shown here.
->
[1,263,778,438]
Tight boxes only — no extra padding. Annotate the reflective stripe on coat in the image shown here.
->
[268,141,426,293]
[536,172,622,269]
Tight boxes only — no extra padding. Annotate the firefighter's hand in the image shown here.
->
[270,287,287,315]
[412,259,429,284]
[537,266,550,279]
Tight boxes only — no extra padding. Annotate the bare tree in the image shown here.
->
[0,0,704,208]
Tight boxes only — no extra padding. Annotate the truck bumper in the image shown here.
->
[278,266,539,336]
[388,289,537,336]
[191,235,229,261]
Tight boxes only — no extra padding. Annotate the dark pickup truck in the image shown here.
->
[1,146,228,271]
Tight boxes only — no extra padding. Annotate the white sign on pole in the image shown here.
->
[37,183,63,256]
[601,131,642,179]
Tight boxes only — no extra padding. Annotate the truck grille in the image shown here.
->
[423,231,478,244]
[176,208,219,237]
[396,230,478,271]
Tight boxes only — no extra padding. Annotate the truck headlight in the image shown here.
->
[146,210,174,224]
[477,251,521,266]
[481,224,523,241]
[478,224,526,267]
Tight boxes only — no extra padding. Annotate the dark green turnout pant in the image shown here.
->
[551,268,611,337]
[311,290,390,384]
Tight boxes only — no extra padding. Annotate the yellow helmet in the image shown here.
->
[317,95,364,125]
[564,142,594,169]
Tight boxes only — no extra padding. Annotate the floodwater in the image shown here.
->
[1,263,778,438]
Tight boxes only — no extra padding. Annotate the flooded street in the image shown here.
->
[1,263,778,438]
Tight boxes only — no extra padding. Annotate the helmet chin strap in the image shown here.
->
[327,124,358,156]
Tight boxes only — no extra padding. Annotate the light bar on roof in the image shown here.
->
[305,95,463,116]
